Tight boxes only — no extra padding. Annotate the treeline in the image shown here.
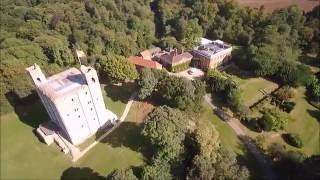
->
[1,0,319,113]
[0,0,155,112]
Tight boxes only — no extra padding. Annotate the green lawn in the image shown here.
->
[286,87,320,155]
[102,82,136,117]
[0,83,144,179]
[235,77,278,107]
[238,87,320,156]
[201,102,263,180]
[225,65,278,107]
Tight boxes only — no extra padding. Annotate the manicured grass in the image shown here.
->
[238,87,320,156]
[102,82,136,117]
[234,76,278,107]
[286,87,320,155]
[201,103,244,154]
[1,83,144,179]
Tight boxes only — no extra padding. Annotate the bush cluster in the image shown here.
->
[283,133,303,148]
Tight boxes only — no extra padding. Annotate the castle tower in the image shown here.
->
[26,64,118,145]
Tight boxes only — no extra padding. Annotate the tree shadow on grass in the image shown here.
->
[61,167,106,180]
[240,119,263,133]
[236,148,264,180]
[307,109,320,122]
[97,121,154,163]
[299,54,319,68]
[103,82,136,104]
[5,91,48,128]
[224,63,256,80]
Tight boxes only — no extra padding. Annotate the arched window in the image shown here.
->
[91,77,96,83]
[36,77,41,82]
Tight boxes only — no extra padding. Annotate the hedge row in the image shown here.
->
[170,60,191,73]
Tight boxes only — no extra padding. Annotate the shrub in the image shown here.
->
[274,86,295,102]
[283,133,303,148]
[260,108,288,131]
[241,117,262,132]
[281,101,296,113]
[170,60,191,72]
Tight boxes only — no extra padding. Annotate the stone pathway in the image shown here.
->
[72,93,137,162]
[205,94,277,180]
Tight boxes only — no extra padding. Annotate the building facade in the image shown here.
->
[26,64,117,145]
[192,38,232,69]
[159,49,193,71]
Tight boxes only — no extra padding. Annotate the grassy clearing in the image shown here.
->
[286,87,320,155]
[225,65,278,107]
[234,76,278,107]
[102,82,136,116]
[0,83,144,179]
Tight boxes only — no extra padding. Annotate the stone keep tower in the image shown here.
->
[26,64,117,145]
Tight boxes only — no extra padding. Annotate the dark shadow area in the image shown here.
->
[103,82,136,104]
[61,167,106,180]
[307,109,320,122]
[236,149,264,180]
[273,151,320,180]
[224,63,256,79]
[5,91,48,128]
[299,54,319,68]
[281,133,293,147]
[66,74,86,85]
[97,121,154,162]
[238,135,277,180]
[240,118,263,133]
[150,0,164,38]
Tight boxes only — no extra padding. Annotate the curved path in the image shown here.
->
[205,94,277,180]
[72,93,137,162]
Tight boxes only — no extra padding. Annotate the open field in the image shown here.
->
[236,0,319,12]
[225,64,278,107]
[237,77,278,107]
[0,84,144,179]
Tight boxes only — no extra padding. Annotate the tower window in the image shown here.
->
[36,77,41,82]
[91,77,96,83]
[78,115,80,118]
[71,98,74,102]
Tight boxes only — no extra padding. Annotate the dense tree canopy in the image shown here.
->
[142,106,190,162]
[96,54,138,83]
[206,70,242,109]
[1,0,319,112]
[109,168,138,180]
[137,69,206,111]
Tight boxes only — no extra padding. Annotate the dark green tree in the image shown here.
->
[96,54,138,83]
[142,106,189,162]
[109,168,138,180]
